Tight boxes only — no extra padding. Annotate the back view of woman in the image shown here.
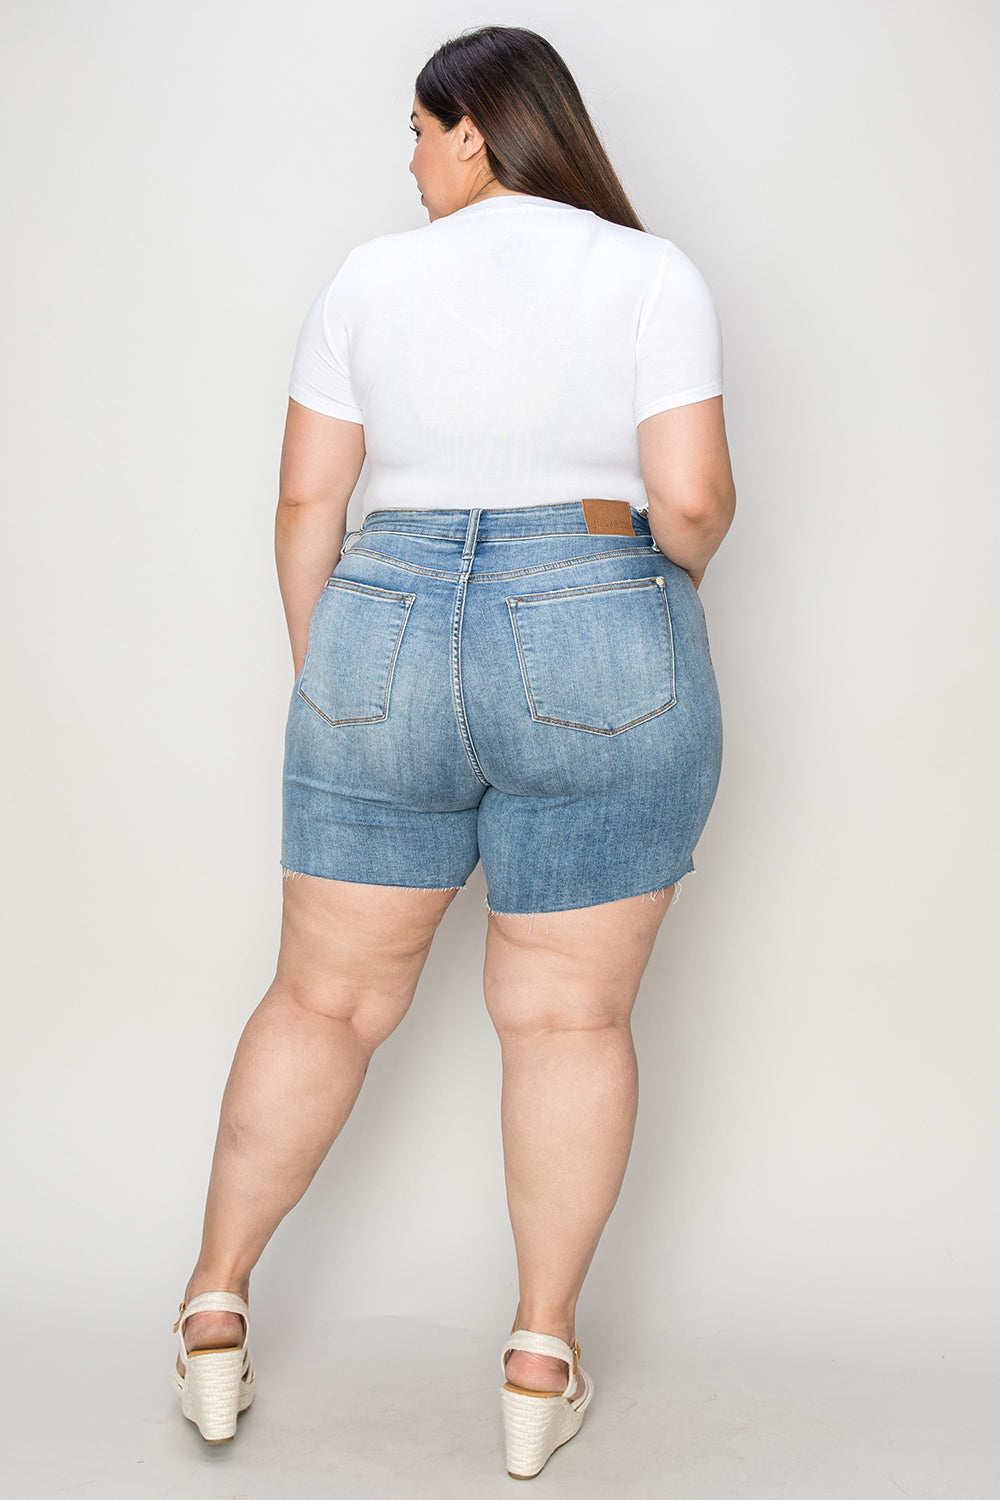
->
[171,24,736,1480]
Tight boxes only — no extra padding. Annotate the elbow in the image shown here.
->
[650,481,736,538]
[706,480,737,539]
[689,476,736,527]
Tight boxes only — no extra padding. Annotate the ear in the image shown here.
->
[455,114,487,163]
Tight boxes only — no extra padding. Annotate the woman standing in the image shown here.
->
[171,24,736,1480]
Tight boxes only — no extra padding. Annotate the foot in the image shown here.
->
[504,1347,584,1402]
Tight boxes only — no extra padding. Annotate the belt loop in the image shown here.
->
[461,507,482,563]
[639,506,661,552]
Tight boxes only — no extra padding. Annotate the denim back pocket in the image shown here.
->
[506,576,676,735]
[297,579,415,727]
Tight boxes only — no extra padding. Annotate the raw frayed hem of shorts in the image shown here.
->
[483,875,690,923]
[281,865,462,892]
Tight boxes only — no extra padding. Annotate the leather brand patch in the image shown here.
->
[581,498,635,536]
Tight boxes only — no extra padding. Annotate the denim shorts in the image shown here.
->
[280,500,723,915]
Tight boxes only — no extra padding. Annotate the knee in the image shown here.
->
[485,989,635,1043]
[268,976,413,1052]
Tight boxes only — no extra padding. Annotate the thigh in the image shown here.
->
[275,873,460,1042]
[482,887,673,1036]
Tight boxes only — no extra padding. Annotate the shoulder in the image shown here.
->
[334,223,434,281]
[634,235,718,314]
[578,214,706,289]
[591,214,667,258]
[302,225,430,316]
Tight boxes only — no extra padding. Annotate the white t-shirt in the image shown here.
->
[287,193,723,517]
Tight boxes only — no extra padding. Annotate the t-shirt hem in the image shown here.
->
[634,383,723,425]
[288,384,364,424]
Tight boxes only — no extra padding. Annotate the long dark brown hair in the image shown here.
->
[414,26,646,232]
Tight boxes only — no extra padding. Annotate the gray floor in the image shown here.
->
[7,1316,997,1499]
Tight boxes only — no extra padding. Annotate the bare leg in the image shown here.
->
[176,875,460,1373]
[482,888,674,1396]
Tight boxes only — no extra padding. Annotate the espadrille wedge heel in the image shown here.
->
[171,1291,255,1443]
[501,1327,594,1479]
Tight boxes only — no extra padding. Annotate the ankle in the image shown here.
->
[184,1270,251,1305]
[512,1305,576,1346]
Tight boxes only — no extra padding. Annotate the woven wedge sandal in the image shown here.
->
[501,1325,595,1479]
[171,1291,255,1443]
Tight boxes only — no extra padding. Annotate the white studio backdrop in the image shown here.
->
[1,0,997,1379]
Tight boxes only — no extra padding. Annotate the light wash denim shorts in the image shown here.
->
[281,501,723,915]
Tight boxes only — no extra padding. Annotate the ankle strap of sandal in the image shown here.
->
[173,1292,250,1349]
[502,1329,581,1397]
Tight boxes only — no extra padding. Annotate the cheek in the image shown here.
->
[416,135,440,169]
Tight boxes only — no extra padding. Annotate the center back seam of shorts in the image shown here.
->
[449,512,491,787]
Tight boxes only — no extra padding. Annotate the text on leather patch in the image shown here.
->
[581,498,635,535]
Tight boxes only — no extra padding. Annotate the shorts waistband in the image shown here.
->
[358,500,651,543]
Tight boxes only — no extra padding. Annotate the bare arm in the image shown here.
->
[637,394,737,589]
[276,397,367,677]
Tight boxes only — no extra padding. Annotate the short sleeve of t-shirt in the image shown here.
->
[633,241,724,426]
[287,253,365,423]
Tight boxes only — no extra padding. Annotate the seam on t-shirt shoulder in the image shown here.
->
[318,248,361,409]
[318,246,357,350]
[638,239,676,326]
